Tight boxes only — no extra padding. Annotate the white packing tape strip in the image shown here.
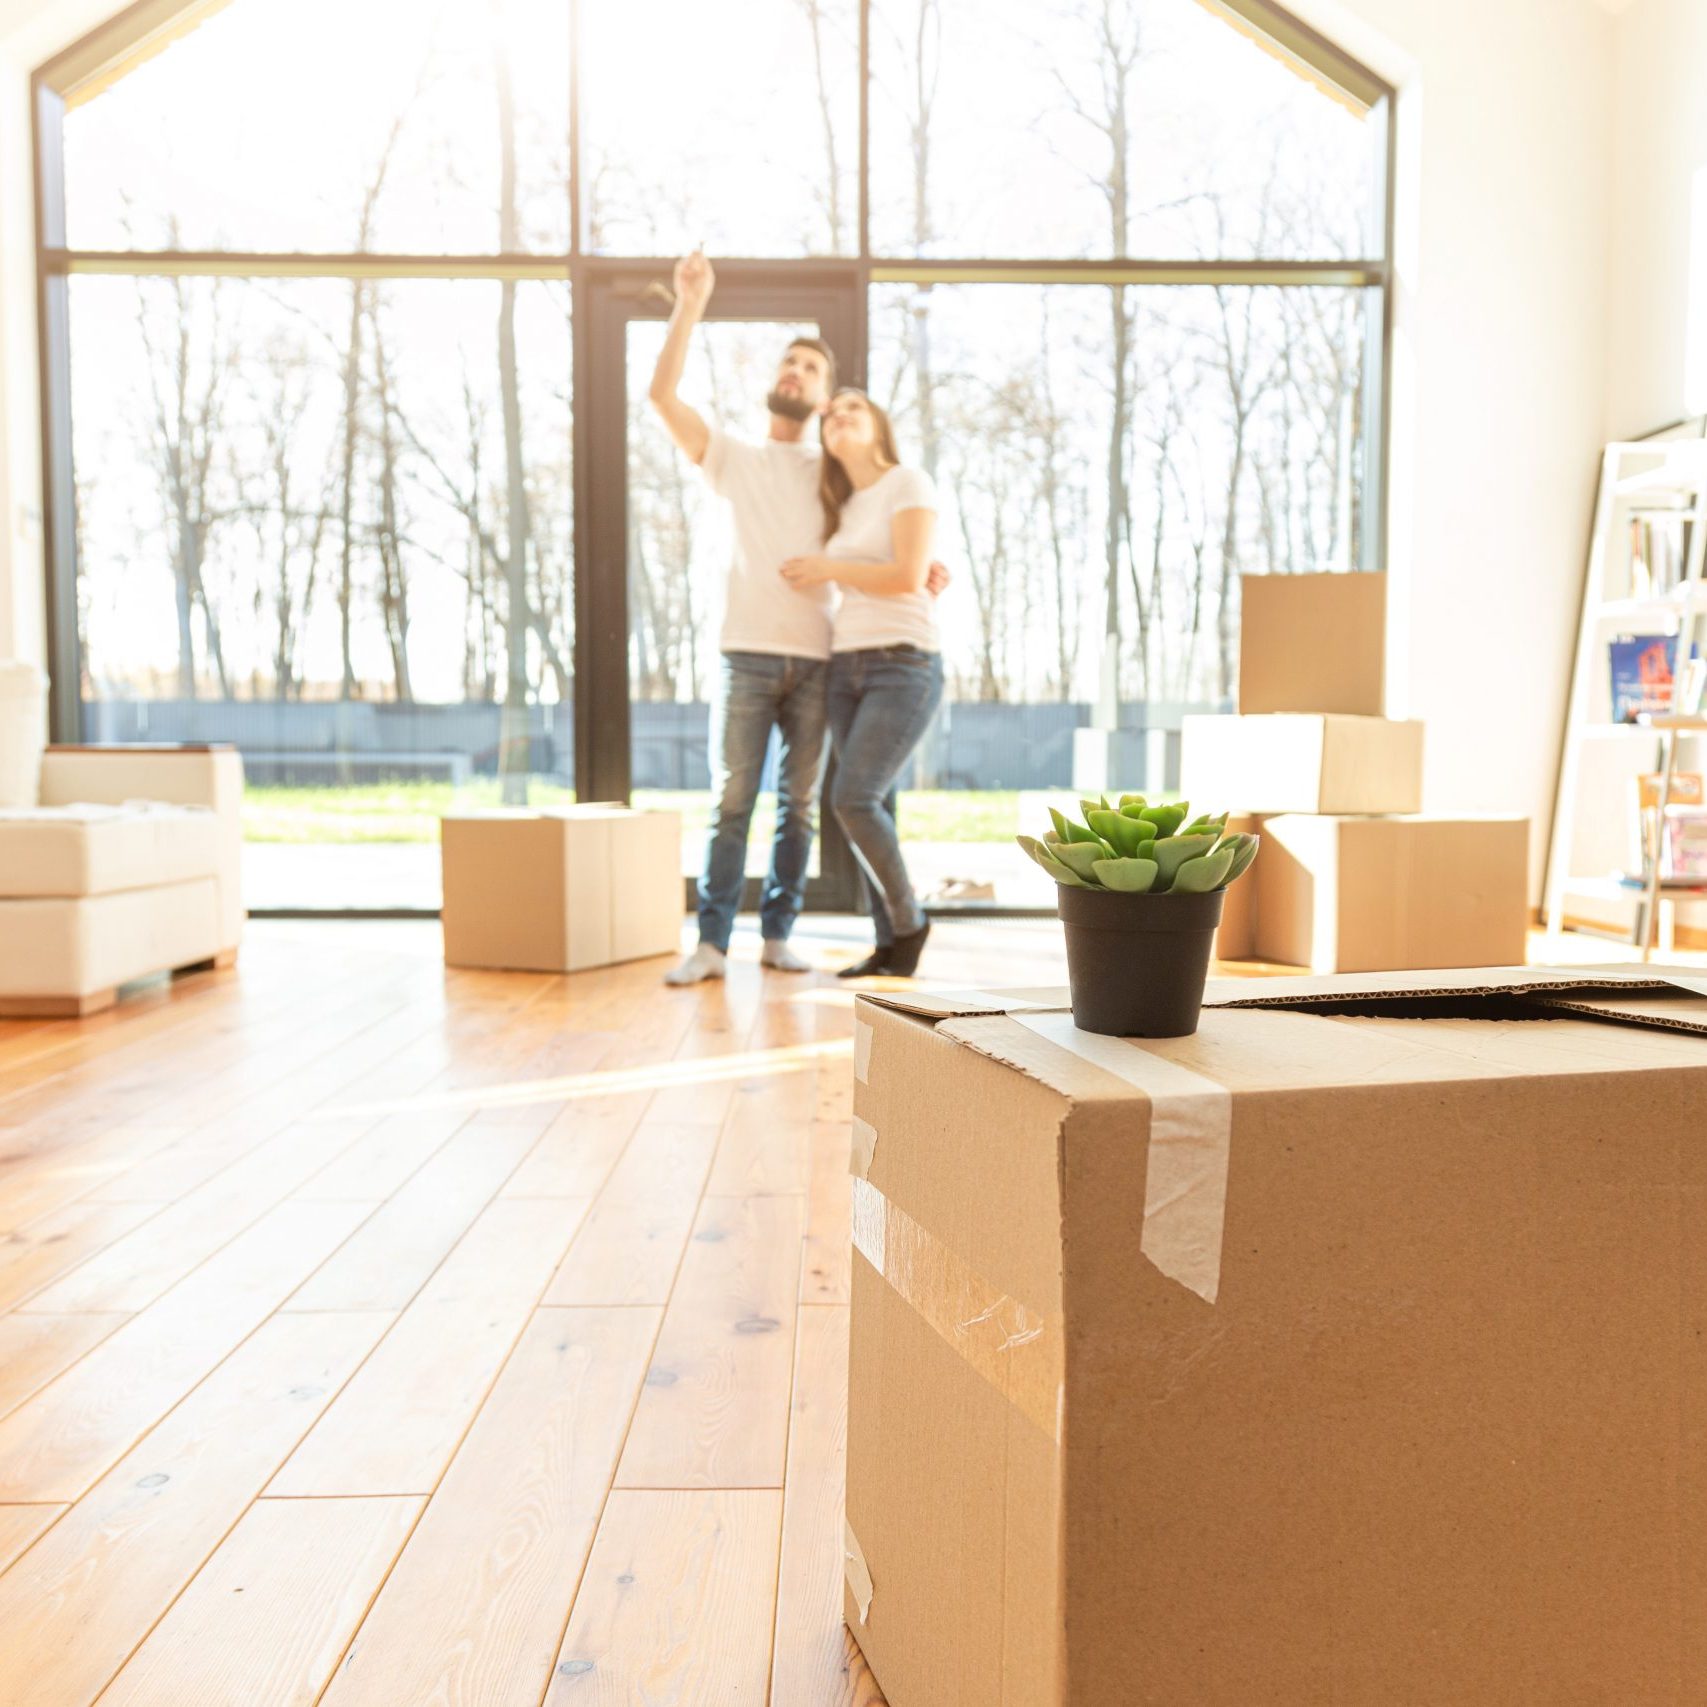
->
[844,1519,874,1624]
[849,1116,878,1179]
[853,1019,873,1084]
[1013,1011,1233,1306]
[850,1176,1062,1443]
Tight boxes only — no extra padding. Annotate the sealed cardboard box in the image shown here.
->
[1181,712,1423,814]
[607,808,685,963]
[1212,811,1262,960]
[440,804,681,972]
[847,968,1707,1707]
[1255,812,1529,972]
[1239,570,1386,715]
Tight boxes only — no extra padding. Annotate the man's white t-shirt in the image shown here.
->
[701,428,833,660]
[826,465,940,654]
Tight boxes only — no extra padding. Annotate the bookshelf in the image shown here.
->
[1543,427,1707,959]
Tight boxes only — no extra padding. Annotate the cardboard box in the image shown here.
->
[1181,713,1423,814]
[846,967,1707,1706]
[1212,811,1262,961]
[440,805,681,972]
[1239,571,1386,715]
[1254,813,1529,973]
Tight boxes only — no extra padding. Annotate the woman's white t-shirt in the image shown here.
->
[826,465,940,654]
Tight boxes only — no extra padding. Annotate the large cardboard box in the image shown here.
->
[1181,712,1423,814]
[1255,812,1530,972]
[847,968,1707,1707]
[1239,570,1385,715]
[440,805,681,972]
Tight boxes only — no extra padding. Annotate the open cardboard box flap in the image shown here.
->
[862,964,1707,1036]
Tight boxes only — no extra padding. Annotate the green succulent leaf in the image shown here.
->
[1171,845,1236,893]
[1051,806,1102,844]
[1092,856,1159,893]
[1118,793,1147,812]
[1218,832,1260,884]
[1086,808,1155,858]
[1079,796,1111,824]
[1183,811,1230,839]
[1053,839,1113,881]
[1151,832,1218,887]
[1037,846,1092,887]
[1140,803,1189,839]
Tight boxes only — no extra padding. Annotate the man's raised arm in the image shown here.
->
[648,252,715,465]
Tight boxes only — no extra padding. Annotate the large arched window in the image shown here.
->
[35,0,1391,912]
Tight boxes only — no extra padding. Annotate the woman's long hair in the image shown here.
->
[818,389,900,544]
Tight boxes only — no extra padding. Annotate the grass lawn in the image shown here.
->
[241,781,1031,845]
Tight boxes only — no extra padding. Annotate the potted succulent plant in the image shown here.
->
[1018,796,1259,1037]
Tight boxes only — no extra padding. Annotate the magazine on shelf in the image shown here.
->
[1609,633,1702,722]
[1630,770,1706,875]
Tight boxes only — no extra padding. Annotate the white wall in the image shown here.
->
[1607,0,1707,437]
[0,0,1648,907]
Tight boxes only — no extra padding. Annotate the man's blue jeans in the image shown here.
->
[697,651,829,952]
[827,645,945,947]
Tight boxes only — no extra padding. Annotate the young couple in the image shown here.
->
[653,251,944,986]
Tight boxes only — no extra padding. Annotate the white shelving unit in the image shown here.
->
[1544,432,1707,956]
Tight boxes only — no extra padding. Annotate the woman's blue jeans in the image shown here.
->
[826,645,944,946]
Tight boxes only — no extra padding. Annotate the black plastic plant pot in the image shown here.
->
[1056,883,1226,1037]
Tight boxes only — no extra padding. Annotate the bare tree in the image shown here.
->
[134,264,236,700]
[1034,299,1082,701]
[243,331,329,699]
[1057,0,1144,721]
[1208,277,1279,701]
[878,0,943,475]
[366,298,414,701]
[333,115,407,700]
[492,0,536,801]
[794,0,848,251]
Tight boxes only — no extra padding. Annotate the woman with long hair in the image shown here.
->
[780,388,941,977]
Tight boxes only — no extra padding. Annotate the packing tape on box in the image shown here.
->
[850,1116,878,1178]
[854,1020,873,1084]
[844,1518,874,1624]
[851,1174,1062,1443]
[1012,1011,1233,1307]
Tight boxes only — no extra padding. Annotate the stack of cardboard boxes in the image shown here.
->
[1185,572,1529,972]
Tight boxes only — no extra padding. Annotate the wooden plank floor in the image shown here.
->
[0,915,1077,1705]
[0,914,1673,1704]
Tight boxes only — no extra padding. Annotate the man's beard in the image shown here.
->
[766,388,815,423]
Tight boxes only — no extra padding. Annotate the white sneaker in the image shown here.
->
[760,939,812,973]
[664,943,727,986]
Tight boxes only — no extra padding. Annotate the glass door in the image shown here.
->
[576,264,865,911]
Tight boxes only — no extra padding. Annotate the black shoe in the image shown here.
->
[837,947,891,979]
[884,920,931,978]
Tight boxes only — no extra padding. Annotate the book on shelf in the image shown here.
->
[1629,509,1694,600]
[1609,633,1703,722]
[1630,770,1706,875]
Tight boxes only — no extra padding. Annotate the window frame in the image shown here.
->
[31,0,1395,831]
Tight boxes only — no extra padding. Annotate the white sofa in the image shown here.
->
[0,663,245,1016]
